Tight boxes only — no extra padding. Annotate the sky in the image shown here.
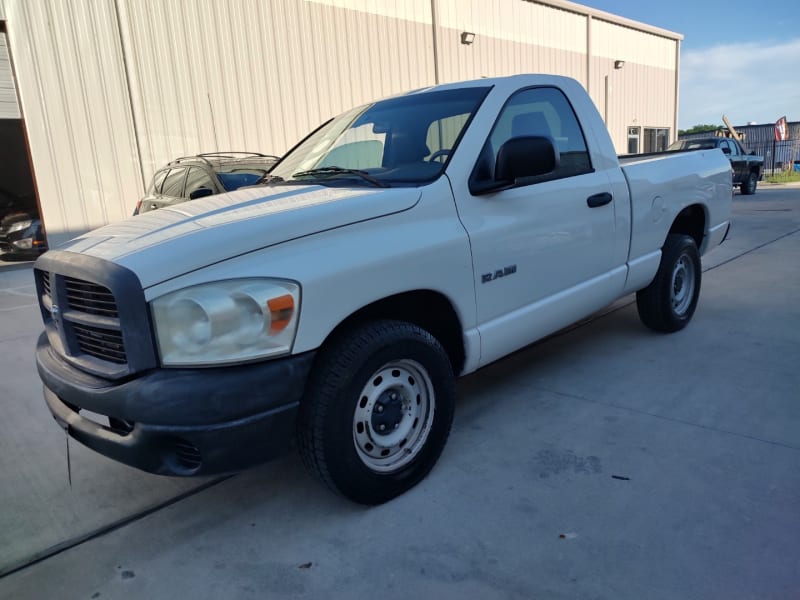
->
[578,0,800,129]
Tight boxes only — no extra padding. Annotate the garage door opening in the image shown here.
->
[1,22,45,263]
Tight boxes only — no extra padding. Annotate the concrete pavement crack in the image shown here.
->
[703,227,800,273]
[4,218,797,579]
[527,227,800,452]
[536,385,800,452]
[549,226,800,337]
[0,475,233,579]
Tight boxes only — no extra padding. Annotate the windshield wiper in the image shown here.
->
[292,167,389,188]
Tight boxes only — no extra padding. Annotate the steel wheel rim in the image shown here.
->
[670,253,695,315]
[352,359,435,473]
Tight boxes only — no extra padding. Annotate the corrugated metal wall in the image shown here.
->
[590,18,678,151]
[4,0,679,246]
[0,29,20,119]
[3,0,142,246]
[116,0,435,181]
[434,0,587,83]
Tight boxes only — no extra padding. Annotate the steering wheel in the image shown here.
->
[428,149,451,163]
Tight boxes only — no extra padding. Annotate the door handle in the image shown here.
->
[587,192,613,208]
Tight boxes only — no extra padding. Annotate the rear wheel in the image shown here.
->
[741,171,758,195]
[636,234,701,332]
[297,320,455,504]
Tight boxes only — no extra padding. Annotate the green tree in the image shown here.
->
[678,124,722,136]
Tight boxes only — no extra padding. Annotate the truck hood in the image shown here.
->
[58,184,421,287]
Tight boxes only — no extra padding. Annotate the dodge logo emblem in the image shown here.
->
[51,304,60,321]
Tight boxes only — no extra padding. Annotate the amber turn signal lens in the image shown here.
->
[267,294,294,334]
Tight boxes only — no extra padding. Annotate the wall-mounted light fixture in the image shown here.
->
[461,31,476,45]
[614,60,625,70]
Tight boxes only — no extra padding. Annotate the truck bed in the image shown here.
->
[619,148,732,262]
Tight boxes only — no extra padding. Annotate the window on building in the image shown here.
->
[644,128,670,152]
[628,127,640,154]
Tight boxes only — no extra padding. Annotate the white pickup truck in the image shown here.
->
[34,75,732,504]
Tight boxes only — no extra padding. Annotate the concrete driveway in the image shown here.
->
[1,187,798,599]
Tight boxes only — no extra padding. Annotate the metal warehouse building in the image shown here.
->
[0,0,682,249]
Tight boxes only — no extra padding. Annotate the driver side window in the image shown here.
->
[472,86,593,186]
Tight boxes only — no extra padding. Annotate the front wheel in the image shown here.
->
[297,320,455,504]
[636,234,701,332]
[741,171,758,195]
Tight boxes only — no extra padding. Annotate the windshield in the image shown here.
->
[667,139,717,151]
[269,86,491,186]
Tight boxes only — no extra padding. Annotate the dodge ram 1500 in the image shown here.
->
[34,75,732,504]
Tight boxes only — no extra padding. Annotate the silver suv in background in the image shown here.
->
[135,152,279,214]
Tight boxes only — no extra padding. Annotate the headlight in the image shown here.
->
[151,278,300,366]
[8,219,33,233]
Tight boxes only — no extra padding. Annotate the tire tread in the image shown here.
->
[636,234,701,333]
[297,319,454,504]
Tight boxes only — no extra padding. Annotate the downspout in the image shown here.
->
[430,0,440,85]
[673,38,680,144]
[586,14,592,96]
[112,0,146,191]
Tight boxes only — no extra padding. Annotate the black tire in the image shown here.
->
[636,234,701,332]
[297,320,455,505]
[740,171,758,195]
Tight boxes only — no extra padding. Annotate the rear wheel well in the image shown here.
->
[321,291,465,375]
[668,204,705,249]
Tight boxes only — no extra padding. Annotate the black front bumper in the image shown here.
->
[37,333,315,476]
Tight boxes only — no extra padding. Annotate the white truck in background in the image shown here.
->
[33,75,732,504]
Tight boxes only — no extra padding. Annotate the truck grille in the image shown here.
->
[41,270,52,296]
[35,253,157,379]
[64,277,119,318]
[71,322,127,364]
[41,274,128,365]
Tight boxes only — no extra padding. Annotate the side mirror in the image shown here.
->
[189,187,214,200]
[469,136,560,195]
[495,136,559,182]
[721,146,731,155]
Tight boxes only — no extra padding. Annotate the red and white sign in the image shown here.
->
[774,116,788,141]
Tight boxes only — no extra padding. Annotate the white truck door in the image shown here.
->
[450,86,627,365]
